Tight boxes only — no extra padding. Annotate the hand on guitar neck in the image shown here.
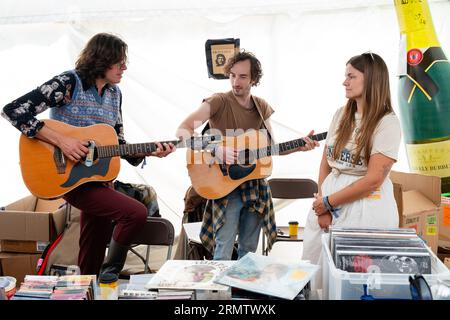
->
[210,129,319,164]
[187,129,327,199]
[132,141,176,158]
[278,129,319,155]
[20,119,220,199]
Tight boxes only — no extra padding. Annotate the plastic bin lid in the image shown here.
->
[0,276,16,292]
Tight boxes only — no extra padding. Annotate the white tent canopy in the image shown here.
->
[0,1,416,24]
[1,0,450,234]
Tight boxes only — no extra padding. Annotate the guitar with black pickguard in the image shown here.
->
[19,119,221,199]
[187,130,327,199]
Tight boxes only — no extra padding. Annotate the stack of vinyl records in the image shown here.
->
[12,275,96,300]
[329,227,432,274]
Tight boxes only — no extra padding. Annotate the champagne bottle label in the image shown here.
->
[395,0,450,192]
[406,140,450,177]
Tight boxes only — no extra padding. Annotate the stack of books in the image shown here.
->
[119,289,158,300]
[12,276,57,300]
[12,275,96,300]
[329,227,432,274]
[119,272,195,300]
[119,273,193,300]
[119,274,157,300]
[51,275,96,300]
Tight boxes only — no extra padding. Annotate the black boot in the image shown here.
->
[99,239,129,278]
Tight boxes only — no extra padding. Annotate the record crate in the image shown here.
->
[321,233,450,300]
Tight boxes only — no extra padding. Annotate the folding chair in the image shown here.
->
[262,178,318,255]
[129,216,175,273]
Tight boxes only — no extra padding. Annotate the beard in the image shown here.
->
[233,86,250,97]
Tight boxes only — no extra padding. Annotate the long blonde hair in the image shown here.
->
[332,53,394,165]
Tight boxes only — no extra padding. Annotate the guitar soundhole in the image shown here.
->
[237,149,255,165]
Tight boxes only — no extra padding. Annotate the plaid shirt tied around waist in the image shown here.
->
[200,178,277,254]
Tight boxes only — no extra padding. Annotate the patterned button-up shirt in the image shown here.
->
[1,70,143,166]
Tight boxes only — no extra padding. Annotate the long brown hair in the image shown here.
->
[332,53,394,165]
[75,33,128,87]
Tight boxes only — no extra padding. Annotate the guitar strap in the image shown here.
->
[201,122,210,135]
[252,96,273,144]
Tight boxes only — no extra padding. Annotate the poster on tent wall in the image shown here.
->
[205,38,240,79]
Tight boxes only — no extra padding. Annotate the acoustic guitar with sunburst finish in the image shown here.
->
[19,119,221,199]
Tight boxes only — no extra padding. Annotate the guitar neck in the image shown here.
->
[255,131,328,159]
[95,134,222,158]
[96,140,181,158]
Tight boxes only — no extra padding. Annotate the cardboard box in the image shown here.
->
[390,171,440,254]
[440,196,450,247]
[0,240,49,253]
[437,246,450,264]
[0,195,66,253]
[0,252,41,287]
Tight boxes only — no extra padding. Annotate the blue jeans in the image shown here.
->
[213,188,263,260]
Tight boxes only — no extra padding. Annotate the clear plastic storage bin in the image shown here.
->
[321,233,450,300]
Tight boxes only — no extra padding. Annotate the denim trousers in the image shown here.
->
[213,188,263,260]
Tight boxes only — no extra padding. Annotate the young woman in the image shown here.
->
[302,53,402,268]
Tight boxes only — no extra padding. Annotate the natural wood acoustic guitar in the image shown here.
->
[187,130,327,199]
[19,119,220,199]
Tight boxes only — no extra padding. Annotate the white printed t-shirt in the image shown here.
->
[325,106,401,176]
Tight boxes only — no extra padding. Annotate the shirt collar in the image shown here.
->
[80,78,115,94]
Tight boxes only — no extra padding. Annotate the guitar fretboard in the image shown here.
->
[96,140,180,158]
[254,131,327,159]
[95,134,221,158]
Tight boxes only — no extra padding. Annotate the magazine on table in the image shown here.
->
[145,260,234,291]
[214,252,319,300]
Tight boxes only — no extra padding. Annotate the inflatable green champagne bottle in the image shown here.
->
[394,0,450,193]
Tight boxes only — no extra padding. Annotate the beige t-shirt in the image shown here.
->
[325,106,401,176]
[204,91,274,135]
